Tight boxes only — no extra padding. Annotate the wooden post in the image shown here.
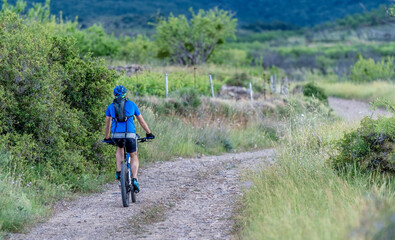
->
[165,73,168,99]
[194,67,197,89]
[263,78,266,100]
[209,74,215,98]
[273,74,277,93]
[249,82,253,102]
[136,71,139,97]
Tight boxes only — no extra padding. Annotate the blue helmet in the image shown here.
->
[113,85,127,98]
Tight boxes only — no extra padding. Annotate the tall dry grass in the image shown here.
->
[238,102,395,239]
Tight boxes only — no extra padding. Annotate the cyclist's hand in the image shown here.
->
[146,133,155,140]
[102,138,112,144]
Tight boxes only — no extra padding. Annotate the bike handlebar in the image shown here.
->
[103,134,153,145]
[138,137,148,143]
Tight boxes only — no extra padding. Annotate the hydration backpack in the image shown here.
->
[113,97,132,122]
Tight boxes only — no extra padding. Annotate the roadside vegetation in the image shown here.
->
[238,101,394,239]
[318,81,395,105]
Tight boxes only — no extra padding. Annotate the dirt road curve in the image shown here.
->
[10,150,275,240]
[328,97,392,122]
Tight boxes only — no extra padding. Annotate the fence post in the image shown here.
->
[209,74,215,98]
[270,75,274,94]
[249,82,253,102]
[273,74,277,93]
[285,76,288,97]
[165,73,168,99]
[136,71,139,97]
[280,76,284,95]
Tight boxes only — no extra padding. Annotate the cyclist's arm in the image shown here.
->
[105,116,112,139]
[136,115,151,134]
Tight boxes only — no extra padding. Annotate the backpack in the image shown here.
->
[113,97,132,122]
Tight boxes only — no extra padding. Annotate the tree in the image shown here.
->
[154,8,237,65]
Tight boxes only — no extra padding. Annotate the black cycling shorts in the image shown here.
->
[112,137,138,153]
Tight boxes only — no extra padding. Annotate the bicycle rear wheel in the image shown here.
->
[120,162,130,207]
[131,186,136,203]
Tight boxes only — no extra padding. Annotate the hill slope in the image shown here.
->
[6,0,389,28]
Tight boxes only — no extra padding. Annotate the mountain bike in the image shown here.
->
[104,134,150,207]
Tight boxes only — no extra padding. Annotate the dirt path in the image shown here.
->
[10,150,275,240]
[328,97,392,122]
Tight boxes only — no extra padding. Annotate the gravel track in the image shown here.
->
[328,97,391,122]
[10,150,275,240]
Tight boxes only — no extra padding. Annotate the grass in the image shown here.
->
[133,97,277,163]
[0,160,112,234]
[238,104,395,239]
[318,81,395,105]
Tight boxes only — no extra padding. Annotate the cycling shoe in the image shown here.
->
[132,178,140,193]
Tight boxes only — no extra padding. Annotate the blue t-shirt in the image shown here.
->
[105,100,141,133]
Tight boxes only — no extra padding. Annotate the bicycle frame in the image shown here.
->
[125,151,132,186]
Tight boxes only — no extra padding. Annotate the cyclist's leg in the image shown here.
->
[125,137,138,178]
[130,151,139,178]
[115,146,124,172]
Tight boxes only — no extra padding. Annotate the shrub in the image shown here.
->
[118,34,156,63]
[331,116,395,175]
[174,88,202,109]
[350,56,395,83]
[0,9,116,189]
[226,72,250,87]
[302,82,328,104]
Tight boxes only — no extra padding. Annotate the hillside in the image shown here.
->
[6,0,388,31]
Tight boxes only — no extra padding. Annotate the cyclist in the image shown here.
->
[103,85,155,192]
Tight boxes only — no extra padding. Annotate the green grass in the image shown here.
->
[318,81,395,105]
[133,97,276,163]
[238,105,395,239]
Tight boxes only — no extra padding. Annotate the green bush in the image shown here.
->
[173,88,202,109]
[302,82,328,104]
[118,34,156,63]
[350,57,395,83]
[226,72,250,87]
[0,9,116,189]
[331,116,395,175]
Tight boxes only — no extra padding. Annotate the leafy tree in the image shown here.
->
[154,8,237,65]
[388,5,395,17]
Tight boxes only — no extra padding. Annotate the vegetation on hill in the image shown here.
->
[4,0,387,31]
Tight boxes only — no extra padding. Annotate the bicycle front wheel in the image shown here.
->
[120,162,130,207]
